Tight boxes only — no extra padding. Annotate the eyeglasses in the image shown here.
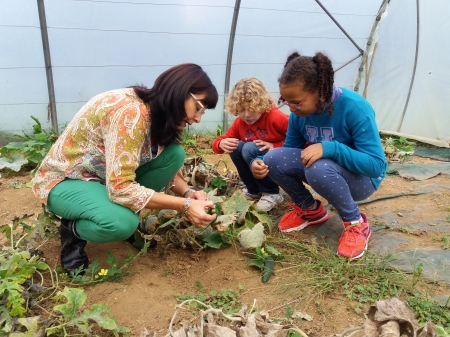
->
[278,89,313,110]
[189,92,206,117]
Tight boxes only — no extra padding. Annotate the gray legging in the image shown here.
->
[264,147,376,222]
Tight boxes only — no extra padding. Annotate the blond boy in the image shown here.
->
[212,78,288,211]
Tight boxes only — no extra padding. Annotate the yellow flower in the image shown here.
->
[223,168,227,173]
[261,248,265,254]
[98,269,108,276]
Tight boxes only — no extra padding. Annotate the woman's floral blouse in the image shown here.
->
[32,88,162,213]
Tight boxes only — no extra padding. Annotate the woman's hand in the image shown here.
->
[185,189,208,201]
[219,138,239,153]
[251,159,269,179]
[253,140,274,152]
[301,143,323,167]
[186,199,217,228]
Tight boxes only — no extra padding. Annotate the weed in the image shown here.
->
[162,267,173,277]
[61,247,147,285]
[285,304,294,321]
[269,236,449,325]
[0,211,131,335]
[445,215,450,222]
[442,234,450,250]
[246,244,283,283]
[195,280,203,291]
[0,116,57,172]
[432,234,450,250]
[412,263,423,287]
[382,136,416,162]
[216,125,224,136]
[175,286,244,315]
[47,287,130,336]
[406,293,450,327]
[181,130,198,150]
[398,227,414,234]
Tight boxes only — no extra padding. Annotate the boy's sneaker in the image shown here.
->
[337,213,372,259]
[256,192,283,212]
[241,188,262,201]
[278,200,329,232]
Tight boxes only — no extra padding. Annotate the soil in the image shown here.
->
[1,139,450,336]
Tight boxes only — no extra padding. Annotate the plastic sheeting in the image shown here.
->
[359,0,450,144]
[1,0,380,134]
[2,0,449,143]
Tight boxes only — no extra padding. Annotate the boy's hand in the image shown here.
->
[219,138,239,153]
[251,159,269,179]
[253,140,274,152]
[301,143,323,167]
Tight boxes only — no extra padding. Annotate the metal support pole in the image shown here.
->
[37,0,58,134]
[334,53,361,73]
[354,0,389,92]
[223,0,241,131]
[397,0,420,132]
[314,0,363,55]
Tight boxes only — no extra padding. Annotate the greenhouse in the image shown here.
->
[1,1,450,336]
[2,0,449,145]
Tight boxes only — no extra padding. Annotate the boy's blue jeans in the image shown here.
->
[229,141,279,194]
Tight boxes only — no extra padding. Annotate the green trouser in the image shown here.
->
[47,143,185,243]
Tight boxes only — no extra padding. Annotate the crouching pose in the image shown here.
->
[32,64,218,272]
[252,52,387,259]
[212,78,288,211]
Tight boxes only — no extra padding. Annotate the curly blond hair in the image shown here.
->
[224,78,274,115]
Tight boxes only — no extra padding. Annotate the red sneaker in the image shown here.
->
[337,213,372,259]
[278,200,329,232]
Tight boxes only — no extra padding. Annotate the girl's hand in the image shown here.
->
[186,199,217,228]
[301,143,323,167]
[253,139,274,152]
[219,138,239,153]
[251,159,269,179]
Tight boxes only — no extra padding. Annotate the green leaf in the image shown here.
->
[84,304,130,333]
[250,210,273,234]
[203,231,230,249]
[53,287,87,319]
[247,260,264,270]
[264,244,282,257]
[221,189,253,215]
[261,256,275,283]
[0,155,28,172]
[211,176,227,189]
[106,252,119,268]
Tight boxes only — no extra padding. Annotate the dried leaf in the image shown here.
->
[238,223,265,249]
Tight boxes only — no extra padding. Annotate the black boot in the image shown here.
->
[59,219,89,273]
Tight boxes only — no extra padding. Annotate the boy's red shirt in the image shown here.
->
[212,106,289,154]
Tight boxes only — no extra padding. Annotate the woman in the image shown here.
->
[32,63,218,272]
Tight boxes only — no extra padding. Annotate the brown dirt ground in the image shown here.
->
[1,144,450,336]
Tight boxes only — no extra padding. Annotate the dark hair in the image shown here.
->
[279,51,334,115]
[131,63,218,146]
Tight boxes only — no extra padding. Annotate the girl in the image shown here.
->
[32,63,218,272]
[212,78,288,211]
[251,52,387,259]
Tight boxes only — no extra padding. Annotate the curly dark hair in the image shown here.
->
[130,63,218,146]
[279,51,335,115]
